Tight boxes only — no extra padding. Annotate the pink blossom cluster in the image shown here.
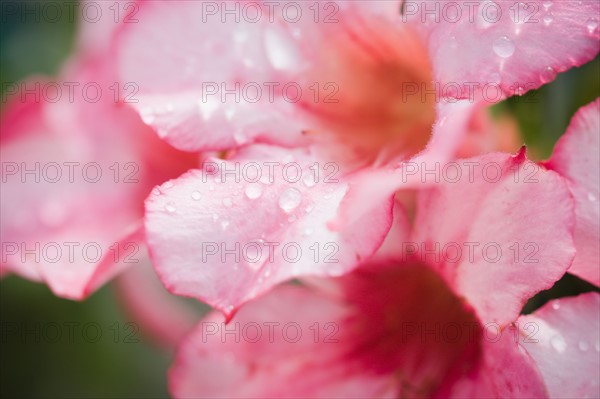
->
[1,1,599,397]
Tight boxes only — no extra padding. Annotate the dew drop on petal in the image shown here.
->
[220,219,230,230]
[260,175,274,185]
[588,192,598,202]
[587,18,599,34]
[552,301,561,310]
[542,0,553,10]
[579,340,590,351]
[287,214,297,223]
[541,66,556,83]
[264,26,301,71]
[140,108,156,124]
[490,72,502,84]
[245,184,263,200]
[493,36,515,58]
[302,228,313,237]
[223,198,233,208]
[302,173,317,188]
[543,13,553,26]
[449,35,458,49]
[278,188,302,213]
[191,191,202,201]
[163,181,174,189]
[550,335,567,353]
[165,202,176,213]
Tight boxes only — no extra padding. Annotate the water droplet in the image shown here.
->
[191,191,202,201]
[287,214,297,223]
[302,228,313,237]
[223,198,233,208]
[579,340,590,351]
[587,18,599,34]
[278,188,302,213]
[264,26,301,71]
[209,185,215,192]
[233,30,248,43]
[588,192,598,202]
[449,36,458,49]
[152,187,161,196]
[302,173,317,188]
[197,97,220,121]
[550,335,567,353]
[165,202,176,213]
[220,219,230,230]
[552,301,560,310]
[324,193,332,200]
[542,0,553,10]
[595,342,600,352]
[163,181,174,189]
[543,13,553,26]
[244,184,263,200]
[140,108,156,124]
[260,175,274,185]
[233,132,247,145]
[493,36,515,58]
[541,66,556,83]
[305,204,315,213]
[515,85,525,96]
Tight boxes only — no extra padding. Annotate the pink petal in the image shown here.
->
[145,144,393,316]
[437,325,548,398]
[518,293,600,398]
[169,285,395,399]
[114,1,312,152]
[411,149,576,326]
[0,66,197,299]
[546,99,600,286]
[408,0,600,100]
[76,0,142,60]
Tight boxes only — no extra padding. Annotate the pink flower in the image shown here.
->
[134,0,599,314]
[0,33,198,298]
[167,100,600,398]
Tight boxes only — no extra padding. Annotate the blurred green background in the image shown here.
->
[1,1,599,398]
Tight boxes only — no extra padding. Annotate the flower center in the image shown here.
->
[300,16,436,169]
[339,263,482,396]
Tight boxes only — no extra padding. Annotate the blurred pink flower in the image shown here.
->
[0,31,198,298]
